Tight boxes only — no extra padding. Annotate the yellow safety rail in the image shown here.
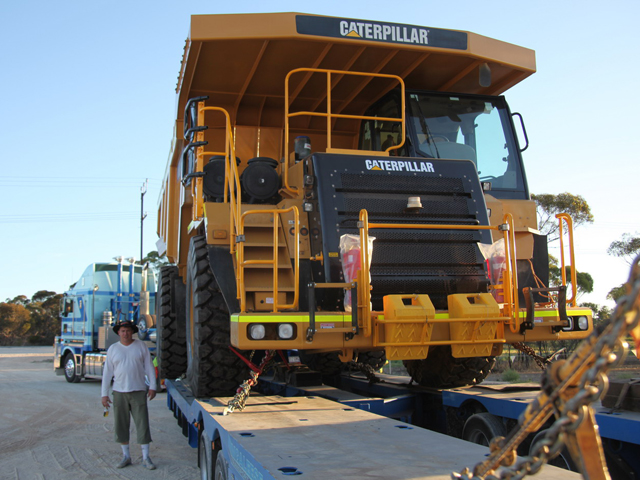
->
[282,68,406,195]
[192,103,243,248]
[358,209,522,336]
[238,207,300,313]
[556,213,578,307]
[192,102,300,310]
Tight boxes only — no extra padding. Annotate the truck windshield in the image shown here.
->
[408,93,525,195]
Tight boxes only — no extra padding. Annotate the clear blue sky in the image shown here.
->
[1,0,638,310]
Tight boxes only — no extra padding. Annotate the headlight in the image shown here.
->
[577,316,589,330]
[249,324,266,340]
[278,324,294,339]
[149,331,157,343]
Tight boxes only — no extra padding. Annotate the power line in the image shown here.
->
[0,212,154,224]
[0,177,163,189]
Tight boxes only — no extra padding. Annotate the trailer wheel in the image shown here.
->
[403,346,495,388]
[299,351,343,376]
[462,412,506,446]
[156,265,188,380]
[199,431,213,480]
[186,235,250,397]
[214,450,228,480]
[529,429,577,471]
[357,350,387,370]
[63,353,81,383]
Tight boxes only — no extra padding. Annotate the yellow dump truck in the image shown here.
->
[156,13,593,397]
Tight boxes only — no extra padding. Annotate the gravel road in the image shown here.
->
[0,346,199,480]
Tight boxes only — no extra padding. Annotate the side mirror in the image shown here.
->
[512,112,529,152]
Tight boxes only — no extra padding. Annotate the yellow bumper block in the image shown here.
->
[448,293,500,358]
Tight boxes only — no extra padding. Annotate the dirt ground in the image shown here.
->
[0,346,199,480]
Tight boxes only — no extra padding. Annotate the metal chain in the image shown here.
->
[347,361,381,384]
[454,256,640,480]
[511,342,551,370]
[223,350,276,415]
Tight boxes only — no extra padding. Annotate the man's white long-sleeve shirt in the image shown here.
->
[101,339,156,397]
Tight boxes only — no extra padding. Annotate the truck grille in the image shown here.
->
[310,154,491,310]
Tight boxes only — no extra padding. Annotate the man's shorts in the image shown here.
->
[112,390,152,444]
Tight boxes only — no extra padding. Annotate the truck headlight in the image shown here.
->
[577,316,589,330]
[278,324,294,339]
[249,324,266,340]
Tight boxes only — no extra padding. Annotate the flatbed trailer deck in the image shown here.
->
[166,377,582,479]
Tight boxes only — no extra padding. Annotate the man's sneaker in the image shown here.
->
[116,456,132,468]
[142,457,156,470]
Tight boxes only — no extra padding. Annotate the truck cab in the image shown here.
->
[54,259,156,383]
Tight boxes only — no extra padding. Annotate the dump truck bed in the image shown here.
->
[177,12,535,125]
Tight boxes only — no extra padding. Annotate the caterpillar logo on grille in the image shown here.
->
[365,159,435,173]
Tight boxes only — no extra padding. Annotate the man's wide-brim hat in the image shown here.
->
[113,321,139,334]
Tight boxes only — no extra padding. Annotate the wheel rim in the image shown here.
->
[65,357,75,378]
[466,429,491,446]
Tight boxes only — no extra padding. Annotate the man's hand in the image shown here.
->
[148,390,156,401]
[101,396,112,408]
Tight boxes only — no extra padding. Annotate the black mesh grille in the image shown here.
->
[311,154,490,310]
[340,173,465,194]
[342,192,471,218]
[372,242,478,266]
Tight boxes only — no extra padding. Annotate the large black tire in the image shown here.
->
[529,429,577,471]
[462,412,506,446]
[299,351,344,376]
[63,353,81,383]
[156,265,187,380]
[403,346,495,388]
[199,430,214,480]
[214,450,228,480]
[185,235,250,397]
[357,350,387,370]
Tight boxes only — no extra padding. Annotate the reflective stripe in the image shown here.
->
[231,308,591,323]
[231,314,351,323]
[517,308,591,318]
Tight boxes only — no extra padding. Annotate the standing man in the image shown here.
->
[101,320,157,470]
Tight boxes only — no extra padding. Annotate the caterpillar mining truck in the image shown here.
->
[156,12,594,397]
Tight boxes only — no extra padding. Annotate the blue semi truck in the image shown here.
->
[53,257,157,383]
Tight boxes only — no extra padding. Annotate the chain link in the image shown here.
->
[454,256,640,479]
[511,342,552,370]
[347,361,381,384]
[223,350,276,415]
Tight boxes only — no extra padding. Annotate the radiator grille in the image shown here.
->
[311,154,490,310]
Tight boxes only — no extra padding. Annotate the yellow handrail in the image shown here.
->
[357,209,523,333]
[501,213,520,332]
[358,210,372,337]
[556,213,578,307]
[191,100,301,315]
[238,207,300,313]
[192,103,242,249]
[283,68,406,195]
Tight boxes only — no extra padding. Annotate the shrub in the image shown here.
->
[501,369,521,383]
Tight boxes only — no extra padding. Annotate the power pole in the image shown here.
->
[140,179,148,262]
